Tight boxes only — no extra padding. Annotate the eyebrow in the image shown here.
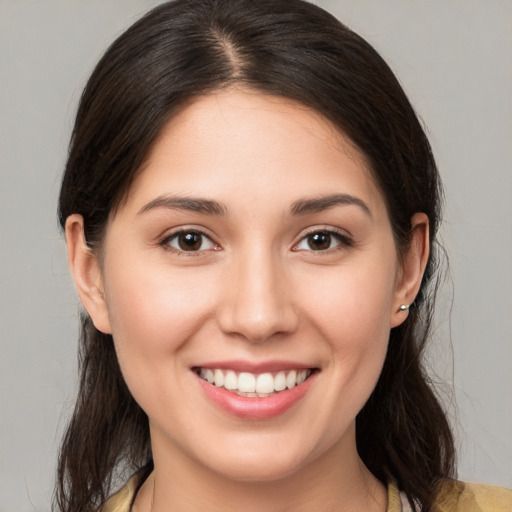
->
[137,195,228,216]
[289,193,372,217]
[137,192,371,218]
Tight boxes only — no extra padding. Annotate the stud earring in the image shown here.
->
[398,304,410,312]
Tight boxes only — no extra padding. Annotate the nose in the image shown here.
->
[217,248,298,343]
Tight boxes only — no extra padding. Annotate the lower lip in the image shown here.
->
[197,372,316,420]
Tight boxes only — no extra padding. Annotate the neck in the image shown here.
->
[134,426,387,512]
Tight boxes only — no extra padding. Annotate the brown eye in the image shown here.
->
[307,232,332,251]
[164,230,216,252]
[293,229,352,253]
[178,232,202,250]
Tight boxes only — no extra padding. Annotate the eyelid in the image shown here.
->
[292,227,354,252]
[159,226,221,254]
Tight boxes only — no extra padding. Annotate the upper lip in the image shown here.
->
[193,360,316,373]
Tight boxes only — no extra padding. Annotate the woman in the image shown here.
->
[55,0,511,511]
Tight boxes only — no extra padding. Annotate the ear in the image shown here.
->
[65,214,112,334]
[390,213,430,328]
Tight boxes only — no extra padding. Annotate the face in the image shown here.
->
[73,89,422,483]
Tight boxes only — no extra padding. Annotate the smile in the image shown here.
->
[196,368,313,397]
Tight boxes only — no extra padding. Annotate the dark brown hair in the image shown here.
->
[56,1,455,511]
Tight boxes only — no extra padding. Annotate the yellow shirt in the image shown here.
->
[101,475,512,512]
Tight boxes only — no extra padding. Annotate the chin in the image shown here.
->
[189,429,330,484]
[207,453,309,483]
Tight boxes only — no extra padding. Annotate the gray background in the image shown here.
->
[1,0,510,510]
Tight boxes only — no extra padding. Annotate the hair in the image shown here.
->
[56,1,455,511]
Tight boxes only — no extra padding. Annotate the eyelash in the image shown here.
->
[159,229,219,255]
[292,228,353,253]
[159,227,353,256]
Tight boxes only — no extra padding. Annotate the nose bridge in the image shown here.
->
[218,242,297,342]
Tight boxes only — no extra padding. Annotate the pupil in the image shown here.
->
[308,232,331,250]
[178,232,202,251]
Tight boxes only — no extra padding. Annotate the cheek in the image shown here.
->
[103,259,217,382]
[302,258,397,345]
[298,257,396,398]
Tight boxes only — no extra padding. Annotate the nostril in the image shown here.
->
[216,259,299,342]
[217,308,296,343]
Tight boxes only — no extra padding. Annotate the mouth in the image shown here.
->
[193,363,319,419]
[193,367,315,397]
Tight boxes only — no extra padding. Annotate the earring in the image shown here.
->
[398,304,410,312]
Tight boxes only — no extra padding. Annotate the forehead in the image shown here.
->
[123,88,384,217]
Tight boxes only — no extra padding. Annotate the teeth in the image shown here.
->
[224,370,238,390]
[286,370,297,389]
[297,369,308,384]
[214,369,224,387]
[255,373,274,394]
[198,368,312,395]
[274,371,287,391]
[238,372,256,393]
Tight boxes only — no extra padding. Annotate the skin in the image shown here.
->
[66,89,429,512]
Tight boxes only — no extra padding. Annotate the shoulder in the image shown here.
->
[434,479,512,512]
[101,476,512,512]
[100,475,139,512]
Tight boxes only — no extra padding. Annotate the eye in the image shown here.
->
[293,230,351,252]
[162,230,217,252]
